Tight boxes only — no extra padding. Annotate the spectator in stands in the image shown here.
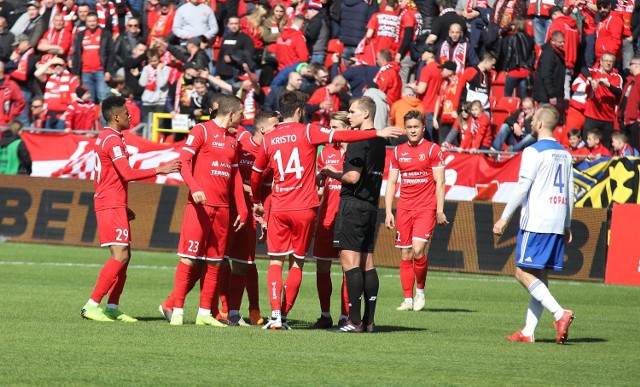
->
[306,74,347,125]
[94,0,120,38]
[408,44,440,140]
[442,101,472,148]
[565,73,588,131]
[437,22,479,74]
[0,120,31,175]
[533,31,565,108]
[433,61,459,143]
[547,7,579,100]
[71,12,113,103]
[7,34,37,126]
[0,17,14,62]
[70,3,90,37]
[459,51,496,111]
[180,77,215,122]
[455,0,491,56]
[161,36,209,75]
[390,86,425,129]
[113,17,144,76]
[11,1,46,48]
[172,0,218,42]
[0,1,16,30]
[363,82,390,129]
[305,1,329,64]
[497,18,535,99]
[28,97,46,129]
[582,52,623,149]
[373,49,402,106]
[260,2,287,85]
[426,0,466,45]
[139,47,171,124]
[146,0,175,46]
[303,63,329,96]
[594,0,623,64]
[35,56,80,130]
[331,54,379,97]
[241,2,268,65]
[123,42,146,106]
[339,0,376,58]
[396,0,422,83]
[526,0,554,47]
[0,61,25,127]
[122,86,141,130]
[274,15,308,71]
[491,97,537,152]
[620,56,640,150]
[65,85,99,133]
[271,62,313,89]
[113,0,135,37]
[36,13,72,61]
[264,71,302,112]
[491,0,527,31]
[467,100,492,150]
[566,128,590,156]
[365,0,401,57]
[216,17,255,86]
[611,132,639,156]
[105,74,126,98]
[585,128,612,157]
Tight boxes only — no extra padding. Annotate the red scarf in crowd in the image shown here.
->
[146,66,157,91]
[11,48,35,82]
[439,40,467,75]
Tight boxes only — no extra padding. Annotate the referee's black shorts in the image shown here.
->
[333,197,379,253]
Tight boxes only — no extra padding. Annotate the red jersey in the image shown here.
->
[180,120,239,207]
[389,139,444,210]
[81,29,103,72]
[615,0,634,37]
[584,68,623,122]
[44,70,80,112]
[316,144,344,227]
[399,6,422,44]
[93,127,156,211]
[240,16,264,50]
[308,86,341,126]
[274,26,309,70]
[38,27,72,59]
[374,61,402,106]
[418,61,442,113]
[367,10,401,55]
[252,121,335,211]
[238,132,273,199]
[470,113,492,149]
[65,100,98,130]
[595,12,624,60]
[588,143,612,157]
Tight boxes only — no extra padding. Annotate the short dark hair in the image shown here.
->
[102,96,127,122]
[587,128,602,140]
[86,11,98,18]
[350,96,376,118]
[216,95,243,116]
[279,91,309,119]
[378,49,393,62]
[147,47,159,60]
[403,110,424,125]
[481,51,497,62]
[386,0,398,7]
[254,111,279,128]
[567,128,581,138]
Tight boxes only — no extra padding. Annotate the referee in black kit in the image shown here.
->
[319,96,393,333]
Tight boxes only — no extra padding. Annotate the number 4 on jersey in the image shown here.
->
[554,164,564,193]
[273,147,304,181]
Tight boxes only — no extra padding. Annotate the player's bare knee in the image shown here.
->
[400,248,413,260]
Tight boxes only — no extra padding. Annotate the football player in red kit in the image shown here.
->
[81,96,181,322]
[385,110,448,312]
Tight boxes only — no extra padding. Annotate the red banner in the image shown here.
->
[21,133,521,202]
[605,203,640,286]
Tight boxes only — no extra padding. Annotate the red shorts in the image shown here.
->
[226,217,257,264]
[394,207,436,248]
[266,208,316,258]
[177,204,230,261]
[313,222,339,260]
[96,208,131,247]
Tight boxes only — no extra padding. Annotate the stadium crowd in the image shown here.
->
[0,0,639,161]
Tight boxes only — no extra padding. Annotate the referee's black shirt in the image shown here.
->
[340,130,387,208]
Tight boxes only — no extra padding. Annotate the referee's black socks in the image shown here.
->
[344,268,363,325]
[362,269,379,326]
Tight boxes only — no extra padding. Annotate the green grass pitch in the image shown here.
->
[0,242,638,385]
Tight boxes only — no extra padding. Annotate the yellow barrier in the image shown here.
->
[150,113,210,143]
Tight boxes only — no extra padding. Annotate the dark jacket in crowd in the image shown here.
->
[215,31,255,79]
[123,53,145,99]
[0,28,14,62]
[339,0,376,47]
[113,32,145,71]
[497,31,535,72]
[533,42,566,103]
[71,27,114,76]
[168,45,210,72]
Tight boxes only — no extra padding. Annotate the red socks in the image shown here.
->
[316,271,332,313]
[399,259,415,298]
[341,274,349,316]
[227,272,246,312]
[266,265,283,313]
[90,258,123,304]
[414,255,428,290]
[282,266,302,315]
[218,264,230,315]
[172,261,195,309]
[163,263,202,310]
[107,261,129,305]
[199,263,220,311]
[245,264,260,310]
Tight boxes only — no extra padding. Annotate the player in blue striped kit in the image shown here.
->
[493,104,575,344]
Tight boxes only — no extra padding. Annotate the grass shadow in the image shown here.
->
[536,337,608,344]
[422,308,478,313]
[136,317,169,322]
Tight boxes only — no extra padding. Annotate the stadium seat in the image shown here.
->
[492,71,506,98]
[489,96,498,110]
[491,97,522,139]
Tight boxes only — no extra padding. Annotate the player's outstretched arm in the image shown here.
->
[155,159,182,175]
